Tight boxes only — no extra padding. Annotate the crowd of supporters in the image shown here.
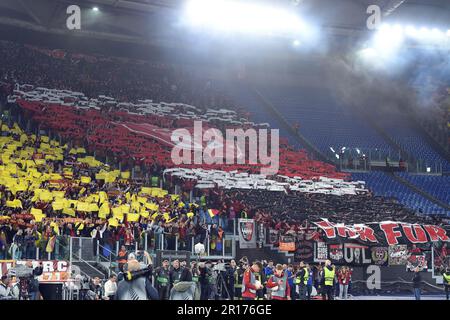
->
[0,41,234,110]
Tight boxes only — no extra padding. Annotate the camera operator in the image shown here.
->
[169,260,198,300]
[116,258,159,300]
[0,276,13,300]
[191,261,201,296]
[89,277,105,300]
[199,261,214,300]
[9,277,20,300]
[25,260,43,300]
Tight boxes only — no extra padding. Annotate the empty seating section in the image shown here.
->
[259,85,393,157]
[224,83,301,148]
[374,110,450,172]
[351,172,450,216]
[396,172,450,206]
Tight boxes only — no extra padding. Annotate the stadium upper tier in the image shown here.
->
[351,172,450,217]
[396,172,450,206]
[4,84,347,180]
[373,108,450,172]
[257,85,395,158]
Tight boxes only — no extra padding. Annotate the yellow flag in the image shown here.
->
[31,208,42,215]
[163,212,170,221]
[52,200,66,211]
[151,212,159,220]
[81,176,91,184]
[99,191,108,203]
[140,187,152,195]
[187,212,194,219]
[33,213,45,222]
[145,202,159,211]
[111,206,122,216]
[99,203,110,216]
[63,207,75,217]
[108,218,119,227]
[88,203,99,212]
[127,213,140,222]
[121,171,130,179]
[77,202,90,212]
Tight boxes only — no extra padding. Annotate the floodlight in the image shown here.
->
[405,26,418,37]
[92,7,99,12]
[293,39,301,47]
[184,0,305,36]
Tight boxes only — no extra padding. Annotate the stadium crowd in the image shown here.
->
[0,40,449,301]
[0,41,235,111]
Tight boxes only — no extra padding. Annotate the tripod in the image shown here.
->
[215,271,231,300]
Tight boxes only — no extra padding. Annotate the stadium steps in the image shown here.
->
[389,172,450,211]
[250,86,332,164]
[72,261,108,280]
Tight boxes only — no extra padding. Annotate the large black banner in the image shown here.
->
[314,220,450,246]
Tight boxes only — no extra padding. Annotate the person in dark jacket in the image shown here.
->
[25,260,43,300]
[24,228,37,259]
[412,267,422,300]
[116,259,159,300]
[154,259,171,300]
[169,259,182,289]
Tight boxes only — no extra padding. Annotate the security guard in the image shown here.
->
[234,262,245,300]
[322,260,335,300]
[442,267,450,300]
[154,259,171,300]
[294,261,309,300]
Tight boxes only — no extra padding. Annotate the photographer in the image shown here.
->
[169,261,198,300]
[0,276,13,300]
[154,259,171,300]
[199,261,213,300]
[24,260,43,300]
[88,277,105,300]
[116,258,159,300]
[169,259,182,289]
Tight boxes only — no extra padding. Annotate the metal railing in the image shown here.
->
[67,221,237,275]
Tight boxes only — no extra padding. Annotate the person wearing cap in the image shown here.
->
[154,259,171,299]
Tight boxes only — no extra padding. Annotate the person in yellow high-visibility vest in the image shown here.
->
[321,260,335,300]
[294,261,309,300]
[442,267,450,300]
